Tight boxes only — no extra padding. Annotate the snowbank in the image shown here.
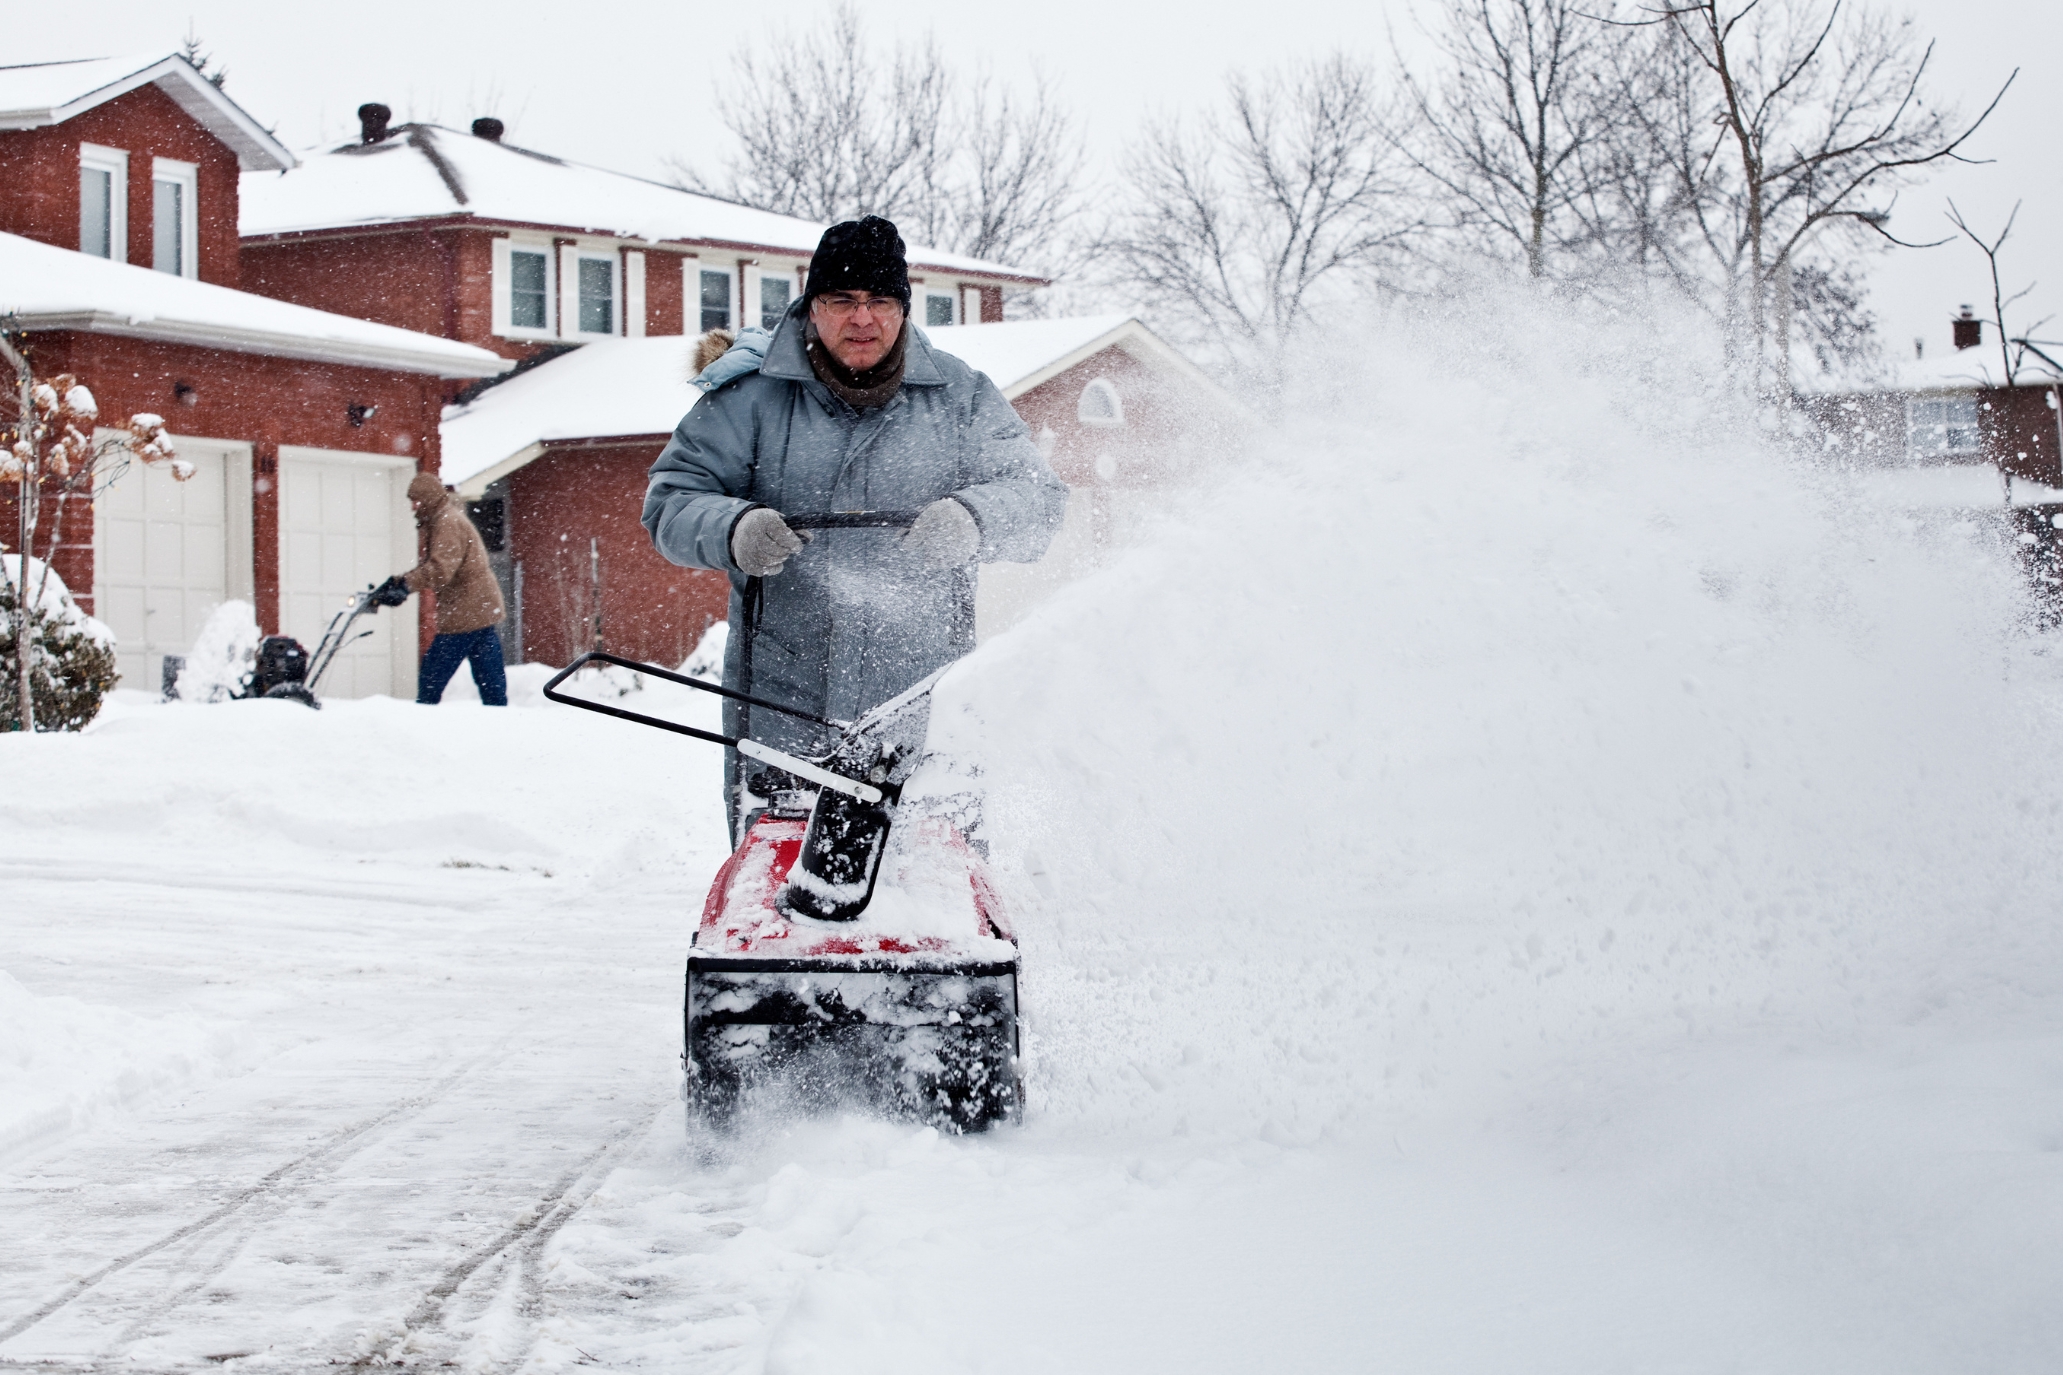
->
[0,969,224,1159]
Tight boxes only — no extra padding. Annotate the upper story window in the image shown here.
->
[925,292,957,327]
[151,158,198,278]
[760,273,791,330]
[510,249,550,329]
[492,238,559,339]
[1907,395,1981,462]
[700,268,733,333]
[577,257,615,335]
[78,144,128,261]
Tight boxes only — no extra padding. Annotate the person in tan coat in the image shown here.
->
[377,473,508,705]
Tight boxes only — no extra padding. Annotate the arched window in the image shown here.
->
[1077,377,1125,428]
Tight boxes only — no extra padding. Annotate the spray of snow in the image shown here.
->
[916,291,2061,1146]
[173,598,260,702]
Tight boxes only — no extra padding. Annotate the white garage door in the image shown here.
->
[93,437,253,691]
[279,447,415,700]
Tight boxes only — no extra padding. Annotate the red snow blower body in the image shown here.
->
[543,628,1022,1134]
[688,807,1021,1132]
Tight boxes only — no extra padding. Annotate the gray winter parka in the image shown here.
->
[642,299,1068,770]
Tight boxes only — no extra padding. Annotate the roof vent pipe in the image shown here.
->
[358,103,393,145]
[1953,304,1982,351]
[471,117,505,142]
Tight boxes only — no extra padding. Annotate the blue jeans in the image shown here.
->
[418,626,507,705]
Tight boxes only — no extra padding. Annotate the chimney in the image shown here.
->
[1953,304,1982,351]
[358,103,393,145]
[471,117,505,142]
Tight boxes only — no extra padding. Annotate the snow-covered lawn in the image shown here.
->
[6,303,2063,1371]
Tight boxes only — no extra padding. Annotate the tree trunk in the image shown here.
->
[3,337,36,733]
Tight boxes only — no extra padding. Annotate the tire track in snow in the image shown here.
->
[350,1108,660,1371]
[0,1062,482,1348]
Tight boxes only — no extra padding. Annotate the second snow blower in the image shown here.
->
[542,638,1021,1135]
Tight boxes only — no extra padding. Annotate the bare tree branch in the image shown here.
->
[1098,54,1420,384]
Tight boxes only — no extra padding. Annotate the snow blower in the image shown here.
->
[542,630,1021,1134]
[244,581,396,708]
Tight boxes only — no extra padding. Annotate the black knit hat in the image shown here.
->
[803,216,910,307]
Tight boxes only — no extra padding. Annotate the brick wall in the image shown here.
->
[506,441,729,668]
[0,330,445,641]
[1800,382,2063,485]
[0,81,243,287]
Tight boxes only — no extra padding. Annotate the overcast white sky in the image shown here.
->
[24,0,2059,361]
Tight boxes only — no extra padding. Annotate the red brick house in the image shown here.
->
[0,54,507,697]
[435,316,1248,668]
[237,108,1042,394]
[1799,308,2063,497]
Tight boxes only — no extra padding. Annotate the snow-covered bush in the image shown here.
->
[0,554,118,732]
[174,599,260,703]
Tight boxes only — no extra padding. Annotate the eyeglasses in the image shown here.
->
[813,294,905,319]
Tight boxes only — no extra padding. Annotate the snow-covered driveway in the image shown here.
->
[0,696,706,1370]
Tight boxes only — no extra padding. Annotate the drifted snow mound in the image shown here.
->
[915,292,2063,1145]
[174,598,260,702]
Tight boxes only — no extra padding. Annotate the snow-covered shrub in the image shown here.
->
[174,599,260,703]
[0,554,119,732]
[680,619,728,681]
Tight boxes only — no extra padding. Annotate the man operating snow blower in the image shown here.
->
[372,473,508,706]
[642,216,1067,837]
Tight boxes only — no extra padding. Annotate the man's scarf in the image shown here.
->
[805,318,908,409]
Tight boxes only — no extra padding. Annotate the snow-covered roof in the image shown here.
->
[440,315,1233,496]
[0,231,509,379]
[241,124,1041,284]
[441,337,700,492]
[1799,340,2063,396]
[0,53,295,172]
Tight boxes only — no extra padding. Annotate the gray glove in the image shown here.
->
[731,507,809,576]
[901,497,980,569]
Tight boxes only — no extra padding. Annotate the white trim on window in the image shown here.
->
[1906,393,1982,463]
[924,290,959,329]
[492,236,558,340]
[150,157,198,278]
[961,284,985,325]
[624,250,647,338]
[566,248,621,339]
[78,142,128,262]
[690,258,736,335]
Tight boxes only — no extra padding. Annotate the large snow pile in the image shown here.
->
[0,969,225,1158]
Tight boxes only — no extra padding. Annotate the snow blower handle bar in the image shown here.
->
[785,510,920,530]
[539,652,885,804]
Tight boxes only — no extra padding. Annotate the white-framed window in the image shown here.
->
[759,270,792,330]
[925,291,958,327]
[696,263,734,333]
[561,246,619,339]
[78,143,128,261]
[1907,394,1981,462]
[151,157,198,278]
[491,237,557,338]
[1078,377,1125,428]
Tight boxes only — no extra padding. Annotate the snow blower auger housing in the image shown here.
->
[542,642,1022,1134]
